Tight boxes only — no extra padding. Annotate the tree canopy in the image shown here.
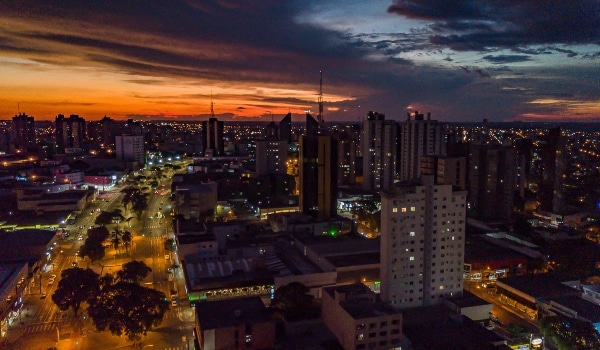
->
[117,260,152,284]
[540,315,600,350]
[271,282,316,321]
[87,281,169,339]
[51,267,100,316]
[95,209,124,227]
[79,237,106,263]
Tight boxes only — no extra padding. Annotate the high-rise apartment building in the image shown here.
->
[336,131,357,186]
[201,117,224,156]
[265,121,278,140]
[55,114,86,153]
[420,156,467,190]
[468,142,516,222]
[255,139,287,175]
[299,135,337,220]
[12,113,35,149]
[279,112,292,144]
[362,111,397,192]
[305,113,319,137]
[115,135,145,164]
[398,111,445,182]
[380,175,466,309]
[538,127,565,213]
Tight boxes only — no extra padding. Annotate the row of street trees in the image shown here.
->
[51,261,168,340]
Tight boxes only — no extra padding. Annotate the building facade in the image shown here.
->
[398,111,445,182]
[299,135,337,221]
[202,117,224,156]
[322,284,403,350]
[362,111,397,192]
[55,114,86,153]
[468,143,516,222]
[380,175,466,309]
[195,297,275,350]
[12,113,35,149]
[255,140,287,175]
[115,135,145,163]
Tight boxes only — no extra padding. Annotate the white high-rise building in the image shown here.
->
[362,111,397,192]
[115,135,145,164]
[399,111,445,182]
[380,175,466,309]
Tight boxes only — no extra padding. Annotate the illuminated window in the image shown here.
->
[409,256,414,261]
[410,232,415,237]
[411,207,416,211]
[401,208,407,213]
[392,208,398,213]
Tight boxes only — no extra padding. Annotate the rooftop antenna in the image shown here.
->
[317,70,323,127]
[210,91,215,117]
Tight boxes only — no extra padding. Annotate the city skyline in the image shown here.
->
[1,1,599,122]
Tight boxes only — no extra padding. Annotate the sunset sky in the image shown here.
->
[1,0,599,122]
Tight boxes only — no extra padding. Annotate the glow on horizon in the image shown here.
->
[0,56,353,120]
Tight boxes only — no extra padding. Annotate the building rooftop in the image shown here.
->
[323,284,400,320]
[497,273,579,300]
[183,257,277,291]
[401,305,504,350]
[447,290,492,309]
[464,234,528,264]
[297,235,380,256]
[551,295,600,323]
[326,252,379,268]
[0,263,28,297]
[0,229,56,248]
[195,296,272,330]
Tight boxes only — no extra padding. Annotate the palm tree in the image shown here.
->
[122,231,132,255]
[111,229,123,255]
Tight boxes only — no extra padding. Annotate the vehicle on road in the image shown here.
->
[165,254,170,260]
[40,293,47,299]
[171,299,177,307]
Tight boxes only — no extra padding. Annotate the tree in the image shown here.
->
[87,281,169,340]
[88,226,109,242]
[271,282,316,321]
[51,267,100,316]
[131,191,149,217]
[122,231,132,253]
[79,238,105,263]
[95,209,124,227]
[540,315,600,350]
[164,238,176,254]
[117,261,152,284]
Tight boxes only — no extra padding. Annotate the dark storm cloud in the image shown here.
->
[388,0,600,51]
[0,0,374,87]
[483,54,531,64]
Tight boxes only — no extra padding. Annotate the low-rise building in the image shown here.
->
[322,283,403,350]
[195,296,275,350]
[0,262,28,342]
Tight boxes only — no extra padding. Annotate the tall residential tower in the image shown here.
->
[380,176,466,309]
[362,111,397,192]
[398,111,445,182]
